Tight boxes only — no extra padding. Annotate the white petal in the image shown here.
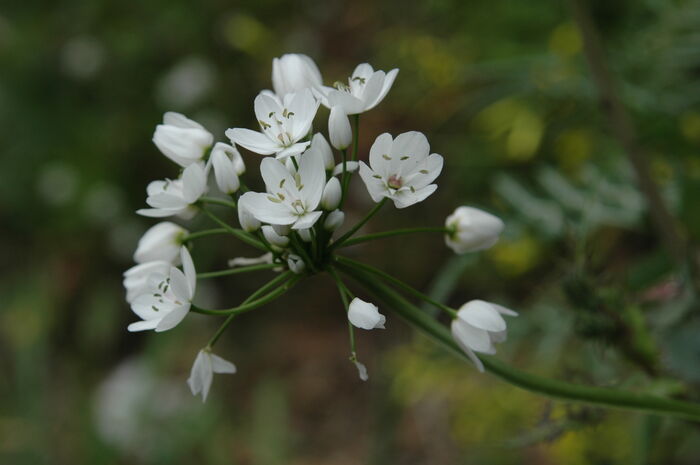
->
[127,319,160,332]
[392,184,437,208]
[327,89,365,115]
[450,318,492,353]
[155,304,189,332]
[297,146,325,210]
[368,133,394,176]
[136,208,179,218]
[210,353,237,374]
[332,161,359,176]
[348,298,386,330]
[358,162,387,203]
[180,246,196,298]
[260,158,297,196]
[366,68,398,111]
[457,300,507,332]
[275,142,310,159]
[226,128,279,155]
[329,106,352,150]
[181,163,207,203]
[292,211,323,230]
[239,192,298,226]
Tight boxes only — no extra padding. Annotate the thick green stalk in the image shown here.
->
[207,271,293,347]
[200,196,238,209]
[197,263,279,279]
[191,275,299,316]
[332,198,387,249]
[200,206,267,251]
[336,256,456,317]
[339,263,700,422]
[181,228,228,243]
[337,226,449,248]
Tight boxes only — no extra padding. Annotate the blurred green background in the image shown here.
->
[3,0,700,463]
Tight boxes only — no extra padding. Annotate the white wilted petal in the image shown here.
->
[187,349,237,402]
[287,254,306,274]
[321,177,341,210]
[133,222,187,264]
[445,206,504,254]
[329,106,352,150]
[348,298,386,330]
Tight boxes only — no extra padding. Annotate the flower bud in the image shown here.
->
[444,206,504,254]
[451,300,517,372]
[329,106,352,150]
[287,254,306,274]
[262,225,289,248]
[312,133,335,170]
[321,177,342,210]
[298,228,313,242]
[324,210,345,231]
[237,198,261,232]
[209,143,241,194]
[272,224,290,236]
[348,298,386,330]
[272,54,323,97]
[153,112,213,167]
[134,222,188,264]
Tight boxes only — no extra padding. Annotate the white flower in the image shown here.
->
[451,300,517,372]
[153,112,213,167]
[329,106,352,150]
[226,89,319,159]
[332,161,359,177]
[187,349,237,402]
[297,228,313,242]
[287,254,306,274]
[321,63,398,115]
[358,132,443,208]
[133,222,187,264]
[208,142,244,194]
[123,261,171,303]
[271,53,323,98]
[237,196,261,232]
[262,225,290,248]
[353,359,369,381]
[321,177,341,210]
[137,163,208,219]
[348,297,386,330]
[445,207,504,254]
[324,209,345,231]
[311,133,335,170]
[238,148,325,229]
[127,247,196,332]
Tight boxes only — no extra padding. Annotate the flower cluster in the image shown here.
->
[124,53,514,401]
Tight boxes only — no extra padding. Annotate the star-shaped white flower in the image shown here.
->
[358,132,443,208]
[136,163,208,219]
[451,300,517,372]
[187,349,237,402]
[321,63,398,115]
[226,89,319,159]
[127,247,196,332]
[238,148,325,229]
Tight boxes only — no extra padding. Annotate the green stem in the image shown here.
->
[331,198,387,249]
[339,264,700,423]
[180,228,228,243]
[200,206,267,251]
[200,196,238,209]
[337,226,450,249]
[336,256,457,317]
[191,275,299,316]
[328,267,357,355]
[289,233,317,273]
[197,263,279,279]
[207,271,293,347]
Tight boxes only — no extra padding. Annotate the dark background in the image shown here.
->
[2,0,700,463]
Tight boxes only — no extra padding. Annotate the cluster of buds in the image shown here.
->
[124,53,515,401]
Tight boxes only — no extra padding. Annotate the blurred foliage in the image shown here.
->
[2,0,700,464]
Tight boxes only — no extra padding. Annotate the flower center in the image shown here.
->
[387,175,403,190]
